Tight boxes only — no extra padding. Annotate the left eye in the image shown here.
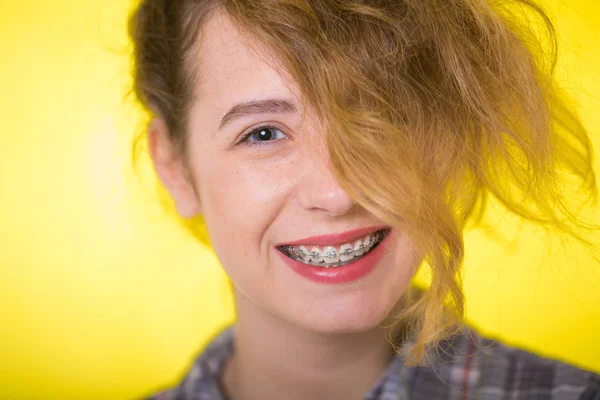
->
[239,125,288,147]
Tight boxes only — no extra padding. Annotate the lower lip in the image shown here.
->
[276,230,394,284]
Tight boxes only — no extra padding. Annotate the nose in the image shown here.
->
[296,147,357,217]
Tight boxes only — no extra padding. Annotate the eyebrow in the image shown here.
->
[218,98,298,130]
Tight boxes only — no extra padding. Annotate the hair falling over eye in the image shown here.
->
[128,0,598,366]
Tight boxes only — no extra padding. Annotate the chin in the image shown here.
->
[292,296,395,335]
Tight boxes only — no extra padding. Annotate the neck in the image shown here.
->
[220,291,396,400]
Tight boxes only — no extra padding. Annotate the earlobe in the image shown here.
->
[147,118,202,219]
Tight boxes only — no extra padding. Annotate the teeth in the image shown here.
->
[285,230,388,266]
[363,235,372,252]
[298,245,310,262]
[353,240,365,256]
[323,246,340,264]
[309,247,323,263]
[339,244,354,262]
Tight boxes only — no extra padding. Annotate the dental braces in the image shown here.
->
[288,232,382,260]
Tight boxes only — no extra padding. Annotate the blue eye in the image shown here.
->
[238,125,288,147]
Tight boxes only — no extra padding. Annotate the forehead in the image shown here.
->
[192,11,299,110]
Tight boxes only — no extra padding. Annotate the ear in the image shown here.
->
[148,118,202,218]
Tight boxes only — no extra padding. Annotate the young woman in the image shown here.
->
[129,0,600,399]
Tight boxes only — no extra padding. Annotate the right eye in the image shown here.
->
[237,124,289,148]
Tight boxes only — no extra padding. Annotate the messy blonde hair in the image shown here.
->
[129,0,597,365]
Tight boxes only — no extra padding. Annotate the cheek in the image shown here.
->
[195,153,298,265]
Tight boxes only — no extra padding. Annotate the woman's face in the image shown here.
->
[152,11,420,334]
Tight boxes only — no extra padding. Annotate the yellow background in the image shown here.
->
[0,1,598,399]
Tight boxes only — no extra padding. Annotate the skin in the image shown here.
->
[149,10,421,400]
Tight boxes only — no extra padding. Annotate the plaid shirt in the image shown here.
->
[145,325,600,400]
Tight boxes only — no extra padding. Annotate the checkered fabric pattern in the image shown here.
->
[144,326,600,400]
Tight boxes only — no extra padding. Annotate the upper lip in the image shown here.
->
[275,226,391,247]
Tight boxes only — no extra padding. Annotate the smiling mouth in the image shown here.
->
[276,228,391,268]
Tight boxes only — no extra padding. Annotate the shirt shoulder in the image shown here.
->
[437,328,600,400]
[141,326,234,400]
